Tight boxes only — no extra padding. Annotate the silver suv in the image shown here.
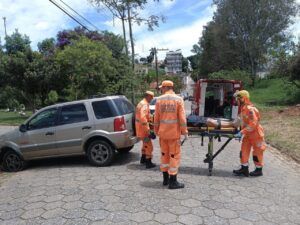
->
[0,96,138,172]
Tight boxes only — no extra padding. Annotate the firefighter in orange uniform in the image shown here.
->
[207,90,266,176]
[135,91,156,169]
[232,90,266,176]
[154,80,188,189]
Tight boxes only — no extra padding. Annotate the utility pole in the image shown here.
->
[152,47,168,90]
[3,17,7,38]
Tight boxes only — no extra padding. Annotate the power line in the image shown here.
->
[49,0,91,31]
[59,0,99,31]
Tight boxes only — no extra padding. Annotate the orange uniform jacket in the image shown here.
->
[154,90,188,139]
[240,104,264,139]
[135,98,150,138]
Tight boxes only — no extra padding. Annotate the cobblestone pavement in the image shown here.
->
[0,126,299,225]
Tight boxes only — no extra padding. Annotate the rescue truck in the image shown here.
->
[190,79,242,120]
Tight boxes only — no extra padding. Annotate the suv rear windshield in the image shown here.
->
[113,98,134,115]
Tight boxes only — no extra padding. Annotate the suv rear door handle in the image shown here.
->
[82,126,91,130]
[45,131,54,136]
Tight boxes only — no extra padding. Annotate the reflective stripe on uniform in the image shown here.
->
[153,122,160,126]
[169,167,178,172]
[245,126,253,132]
[160,163,169,168]
[157,95,182,101]
[180,123,187,127]
[160,119,178,124]
[256,142,265,148]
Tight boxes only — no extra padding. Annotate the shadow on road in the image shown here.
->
[25,151,140,170]
[126,163,159,171]
[139,180,166,189]
[179,166,243,178]
[127,163,243,179]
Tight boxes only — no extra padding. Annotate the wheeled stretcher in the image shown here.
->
[187,115,239,176]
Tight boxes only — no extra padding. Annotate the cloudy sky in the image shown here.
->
[0,0,299,60]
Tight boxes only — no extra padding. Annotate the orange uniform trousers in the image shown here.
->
[159,138,181,175]
[241,133,266,167]
[141,137,153,159]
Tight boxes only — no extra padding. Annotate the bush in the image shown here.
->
[208,70,252,88]
[249,78,300,105]
[6,99,19,111]
[45,90,59,105]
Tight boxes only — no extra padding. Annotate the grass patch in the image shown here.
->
[249,78,288,105]
[248,78,300,162]
[0,111,32,125]
[259,106,300,162]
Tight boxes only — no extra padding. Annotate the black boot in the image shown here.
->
[250,167,263,176]
[233,165,249,177]
[168,175,184,189]
[145,158,156,169]
[140,154,146,164]
[163,172,169,186]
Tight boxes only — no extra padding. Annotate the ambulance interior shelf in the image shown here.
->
[186,114,239,176]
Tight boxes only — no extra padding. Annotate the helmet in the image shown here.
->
[161,80,174,87]
[145,91,154,97]
[234,90,250,99]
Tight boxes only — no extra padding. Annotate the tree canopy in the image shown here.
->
[189,0,299,84]
[0,27,134,109]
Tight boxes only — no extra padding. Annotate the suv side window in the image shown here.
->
[27,108,58,130]
[58,103,88,125]
[92,100,116,119]
[113,98,134,115]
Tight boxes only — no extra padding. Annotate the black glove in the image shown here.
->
[148,130,156,139]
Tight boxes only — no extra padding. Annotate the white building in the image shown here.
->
[165,50,183,74]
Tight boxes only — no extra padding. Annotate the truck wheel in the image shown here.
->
[87,140,115,167]
[2,150,26,172]
[117,145,134,154]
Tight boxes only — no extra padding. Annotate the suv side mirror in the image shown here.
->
[19,124,27,133]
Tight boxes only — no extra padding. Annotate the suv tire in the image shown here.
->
[117,145,134,154]
[87,140,115,166]
[2,150,26,172]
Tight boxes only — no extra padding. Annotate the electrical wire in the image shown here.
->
[49,0,91,31]
[59,0,99,31]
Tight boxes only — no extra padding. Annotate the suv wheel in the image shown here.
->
[2,150,26,172]
[117,145,134,154]
[87,140,115,166]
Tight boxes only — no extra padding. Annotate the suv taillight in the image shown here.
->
[114,116,126,131]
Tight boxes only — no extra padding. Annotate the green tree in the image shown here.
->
[56,27,126,59]
[4,29,31,54]
[213,0,299,84]
[182,57,189,74]
[198,21,242,76]
[90,0,165,68]
[208,70,252,88]
[56,37,118,99]
[25,52,65,107]
[38,38,56,57]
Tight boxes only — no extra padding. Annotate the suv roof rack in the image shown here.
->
[89,93,110,99]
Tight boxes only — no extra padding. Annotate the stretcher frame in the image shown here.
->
[188,126,239,176]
